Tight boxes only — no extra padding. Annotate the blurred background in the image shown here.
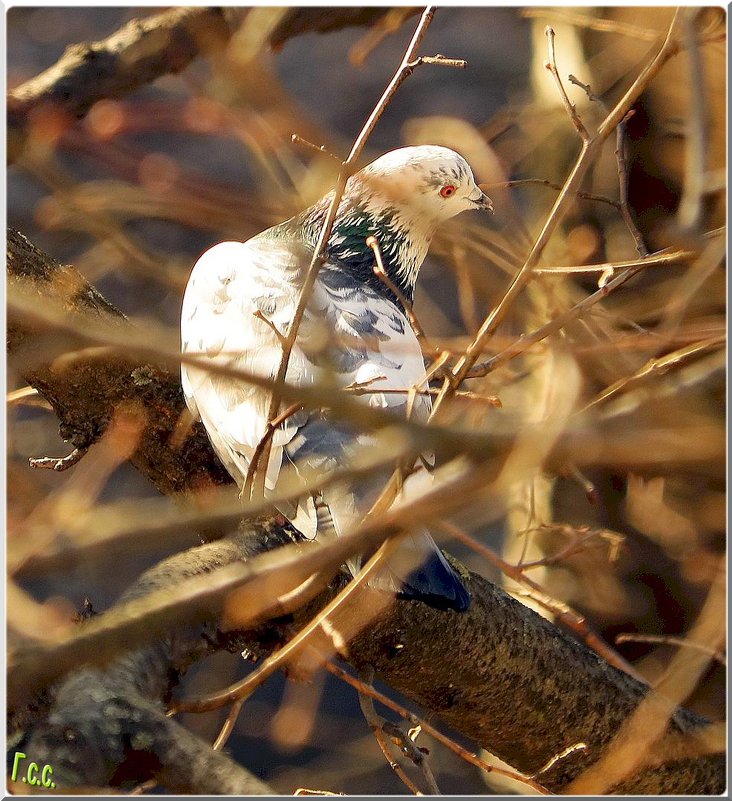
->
[7,6,726,794]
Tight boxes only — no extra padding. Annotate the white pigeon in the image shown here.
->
[181,145,493,611]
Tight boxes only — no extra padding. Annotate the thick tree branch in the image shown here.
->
[7,228,232,495]
[268,7,418,49]
[6,230,725,794]
[15,526,289,793]
[7,8,236,163]
[8,6,408,164]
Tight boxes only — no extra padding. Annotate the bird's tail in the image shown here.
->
[314,489,470,613]
[366,531,471,612]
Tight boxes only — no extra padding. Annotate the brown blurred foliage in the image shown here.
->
[7,6,725,795]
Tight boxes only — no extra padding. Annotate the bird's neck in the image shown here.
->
[297,192,435,307]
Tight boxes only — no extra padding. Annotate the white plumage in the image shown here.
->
[181,146,492,611]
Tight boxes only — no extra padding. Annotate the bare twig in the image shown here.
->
[533,742,589,777]
[580,335,725,413]
[573,81,642,256]
[567,74,601,103]
[367,235,437,358]
[291,133,341,163]
[615,111,648,256]
[534,248,694,275]
[463,248,696,380]
[519,525,624,571]
[436,520,645,682]
[408,54,466,69]
[677,9,707,234]
[212,698,246,751]
[381,719,440,795]
[522,9,662,41]
[544,27,590,141]
[28,445,89,472]
[243,402,303,499]
[253,6,442,498]
[430,12,685,414]
[567,74,648,257]
[252,309,288,345]
[346,384,501,407]
[357,668,425,794]
[326,662,550,794]
[172,539,397,713]
[615,633,726,667]
[486,177,621,210]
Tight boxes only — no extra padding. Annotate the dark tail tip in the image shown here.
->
[397,552,471,612]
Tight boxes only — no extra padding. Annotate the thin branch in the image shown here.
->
[171,539,397,713]
[615,110,649,256]
[462,249,694,380]
[212,698,246,751]
[544,27,590,142]
[408,54,467,69]
[522,9,662,42]
[568,74,648,257]
[436,520,645,682]
[430,11,685,414]
[254,5,441,499]
[518,525,624,571]
[243,402,303,500]
[252,309,288,345]
[567,74,601,103]
[486,177,621,210]
[580,335,725,414]
[534,248,694,275]
[677,9,708,234]
[615,633,726,667]
[346,384,501,407]
[357,670,425,795]
[381,719,441,795]
[326,662,550,795]
[367,235,437,357]
[291,133,341,164]
[534,742,589,778]
[28,445,89,472]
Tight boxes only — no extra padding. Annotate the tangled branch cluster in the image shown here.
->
[7,6,725,795]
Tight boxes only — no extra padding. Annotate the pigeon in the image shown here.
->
[181,145,493,612]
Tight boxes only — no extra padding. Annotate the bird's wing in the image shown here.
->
[181,238,311,489]
[284,264,432,475]
[282,268,443,554]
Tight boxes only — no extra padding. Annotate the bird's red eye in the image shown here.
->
[439,185,456,198]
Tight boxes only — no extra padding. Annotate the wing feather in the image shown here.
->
[181,238,309,488]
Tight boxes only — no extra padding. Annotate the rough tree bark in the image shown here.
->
[6,229,725,794]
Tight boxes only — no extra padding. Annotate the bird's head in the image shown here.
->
[352,145,493,225]
[297,145,493,305]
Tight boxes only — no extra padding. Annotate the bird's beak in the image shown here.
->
[470,190,494,213]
